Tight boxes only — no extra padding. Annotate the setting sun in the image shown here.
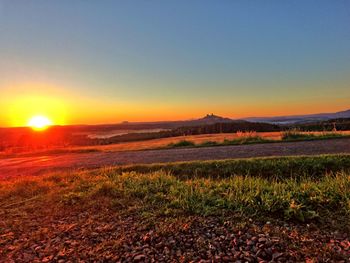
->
[28,116,53,131]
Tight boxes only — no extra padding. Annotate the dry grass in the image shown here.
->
[3,131,350,158]
[40,131,350,152]
[76,132,283,152]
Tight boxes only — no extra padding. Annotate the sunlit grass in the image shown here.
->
[166,131,349,149]
[102,171,350,221]
[281,129,347,141]
[1,155,350,223]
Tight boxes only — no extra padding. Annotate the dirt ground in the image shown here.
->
[1,204,349,262]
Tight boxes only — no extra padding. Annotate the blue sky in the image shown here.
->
[0,0,349,125]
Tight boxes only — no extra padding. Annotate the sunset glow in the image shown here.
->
[2,92,68,128]
[28,116,53,131]
[0,1,349,128]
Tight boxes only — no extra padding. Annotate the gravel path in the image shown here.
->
[1,138,350,178]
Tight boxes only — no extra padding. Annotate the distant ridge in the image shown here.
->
[116,114,237,129]
[242,109,350,124]
[189,113,234,125]
[6,110,349,129]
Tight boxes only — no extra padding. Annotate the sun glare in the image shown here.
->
[28,116,53,131]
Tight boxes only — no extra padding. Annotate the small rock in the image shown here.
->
[41,255,54,262]
[22,253,34,262]
[133,254,146,261]
[222,256,231,262]
[258,237,267,243]
[272,252,284,260]
[247,240,255,246]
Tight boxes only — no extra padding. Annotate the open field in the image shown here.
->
[1,155,350,261]
[0,131,281,157]
[2,130,350,158]
[1,137,350,178]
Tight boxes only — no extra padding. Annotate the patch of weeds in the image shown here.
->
[168,140,196,148]
[1,180,51,200]
[61,192,85,205]
[91,181,121,198]
[111,154,350,181]
[282,129,347,141]
[222,136,272,145]
[199,141,219,147]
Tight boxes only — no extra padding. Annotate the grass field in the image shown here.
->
[1,155,350,261]
[166,131,350,149]
[3,130,350,158]
[57,162,350,221]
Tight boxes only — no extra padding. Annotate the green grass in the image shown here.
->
[1,155,350,224]
[99,171,350,221]
[166,137,273,149]
[198,141,219,147]
[168,140,196,148]
[166,132,349,150]
[281,130,347,141]
[222,136,273,145]
[109,154,350,181]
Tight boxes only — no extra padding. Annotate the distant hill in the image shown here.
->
[242,109,350,124]
[113,114,236,130]
[294,117,350,131]
[183,114,234,126]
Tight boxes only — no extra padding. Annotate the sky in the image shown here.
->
[0,0,350,127]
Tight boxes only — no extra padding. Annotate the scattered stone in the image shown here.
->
[1,208,349,262]
[258,237,267,243]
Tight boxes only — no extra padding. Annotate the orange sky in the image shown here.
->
[1,82,349,127]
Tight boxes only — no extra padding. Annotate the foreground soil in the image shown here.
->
[1,138,350,178]
[1,156,350,262]
[1,201,349,262]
